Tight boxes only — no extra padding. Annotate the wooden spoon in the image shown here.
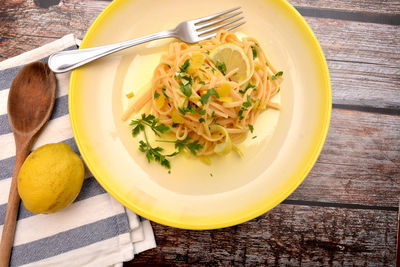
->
[0,62,56,266]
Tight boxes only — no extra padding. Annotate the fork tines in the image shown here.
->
[194,7,245,39]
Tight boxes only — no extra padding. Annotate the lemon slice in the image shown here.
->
[210,125,232,156]
[210,43,250,83]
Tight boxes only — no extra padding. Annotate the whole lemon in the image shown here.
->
[18,143,84,214]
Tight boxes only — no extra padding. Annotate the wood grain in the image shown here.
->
[289,0,400,14]
[1,1,399,110]
[0,1,108,59]
[304,17,400,110]
[127,204,397,266]
[289,108,400,207]
[0,1,399,266]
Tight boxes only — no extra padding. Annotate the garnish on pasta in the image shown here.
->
[123,30,283,169]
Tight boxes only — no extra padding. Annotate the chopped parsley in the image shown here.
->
[179,83,192,97]
[239,83,256,94]
[242,95,252,108]
[272,72,283,81]
[206,50,210,55]
[238,107,246,120]
[248,124,254,133]
[215,61,227,75]
[210,173,213,177]
[178,105,206,115]
[277,87,281,93]
[154,91,160,98]
[199,81,206,85]
[199,118,205,123]
[179,59,190,73]
[181,75,192,84]
[200,88,220,105]
[238,96,252,120]
[161,86,169,100]
[252,136,257,139]
[251,46,257,59]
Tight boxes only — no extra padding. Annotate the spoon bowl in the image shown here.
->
[8,61,57,136]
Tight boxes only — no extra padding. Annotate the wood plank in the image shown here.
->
[304,17,400,110]
[0,0,108,60]
[289,108,400,207]
[289,0,400,14]
[1,2,399,109]
[126,205,397,266]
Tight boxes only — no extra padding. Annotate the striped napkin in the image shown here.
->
[0,34,156,267]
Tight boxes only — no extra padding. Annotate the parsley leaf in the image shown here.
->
[248,124,254,133]
[130,114,170,137]
[199,81,206,85]
[275,71,283,77]
[178,105,206,115]
[186,140,203,155]
[200,88,220,105]
[179,59,190,73]
[238,107,246,120]
[243,95,252,108]
[154,91,160,98]
[199,118,205,123]
[157,136,204,156]
[130,114,172,169]
[181,75,192,84]
[206,50,210,55]
[251,46,257,59]
[271,75,277,80]
[179,83,192,97]
[162,86,169,100]
[139,140,171,169]
[239,83,256,94]
[215,61,227,75]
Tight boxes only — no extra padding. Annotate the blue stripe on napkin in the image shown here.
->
[10,213,130,266]
[0,177,107,225]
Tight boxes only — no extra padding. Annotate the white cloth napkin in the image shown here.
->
[0,34,156,267]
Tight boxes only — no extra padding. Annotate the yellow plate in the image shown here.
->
[69,0,331,229]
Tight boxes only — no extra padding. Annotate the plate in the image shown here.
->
[69,0,331,229]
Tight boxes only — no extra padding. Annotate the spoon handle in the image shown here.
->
[0,143,31,267]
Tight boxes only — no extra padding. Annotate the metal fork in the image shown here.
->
[48,7,245,73]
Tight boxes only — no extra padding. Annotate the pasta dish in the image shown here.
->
[123,30,283,168]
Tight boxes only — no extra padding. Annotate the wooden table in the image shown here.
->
[1,0,399,265]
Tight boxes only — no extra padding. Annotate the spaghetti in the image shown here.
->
[124,30,283,157]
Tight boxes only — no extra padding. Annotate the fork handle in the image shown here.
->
[48,30,175,73]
